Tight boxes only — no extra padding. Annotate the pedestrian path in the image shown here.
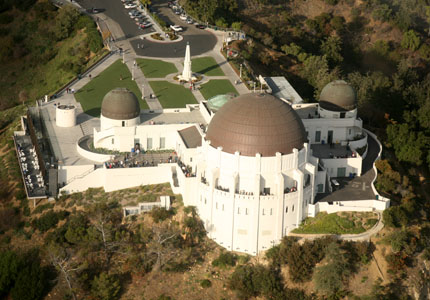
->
[123,58,163,110]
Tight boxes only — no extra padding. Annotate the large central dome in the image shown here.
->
[205,93,307,157]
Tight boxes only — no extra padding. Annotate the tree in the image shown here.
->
[91,272,121,300]
[401,30,421,51]
[386,123,426,166]
[320,35,343,65]
[54,4,80,40]
[300,55,340,97]
[372,4,392,22]
[231,21,242,31]
[9,250,49,300]
[0,250,20,294]
[146,223,181,270]
[313,243,350,295]
[47,243,81,300]
[87,201,124,264]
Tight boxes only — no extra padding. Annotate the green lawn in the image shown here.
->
[191,56,224,76]
[75,59,148,116]
[148,81,197,108]
[292,212,367,235]
[199,79,238,100]
[137,58,178,78]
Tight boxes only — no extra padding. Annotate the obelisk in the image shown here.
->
[181,42,192,81]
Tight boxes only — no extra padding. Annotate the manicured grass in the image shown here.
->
[292,212,367,235]
[191,56,224,76]
[148,81,197,108]
[199,79,238,100]
[75,59,148,117]
[136,58,178,78]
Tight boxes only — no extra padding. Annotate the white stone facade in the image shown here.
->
[192,141,318,255]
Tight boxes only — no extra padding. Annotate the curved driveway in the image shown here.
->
[78,0,217,57]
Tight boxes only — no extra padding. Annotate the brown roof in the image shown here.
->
[101,88,141,120]
[319,80,356,112]
[178,126,202,148]
[205,93,306,157]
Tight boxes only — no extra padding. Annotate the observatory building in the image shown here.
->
[16,79,390,255]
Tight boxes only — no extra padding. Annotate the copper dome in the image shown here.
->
[319,80,356,112]
[205,93,307,157]
[101,88,140,120]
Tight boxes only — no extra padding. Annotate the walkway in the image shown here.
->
[315,133,380,202]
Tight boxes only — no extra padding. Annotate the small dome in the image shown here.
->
[319,80,356,112]
[101,88,140,120]
[205,93,307,157]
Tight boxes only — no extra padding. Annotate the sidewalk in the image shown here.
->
[124,59,163,110]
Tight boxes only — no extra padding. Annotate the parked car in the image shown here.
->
[135,16,146,22]
[129,10,138,16]
[186,18,193,24]
[139,22,152,29]
[125,3,136,9]
[179,14,187,21]
[170,24,183,32]
[174,9,181,15]
[131,11,142,18]
[195,23,206,29]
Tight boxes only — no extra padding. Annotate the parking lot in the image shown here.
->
[78,0,155,38]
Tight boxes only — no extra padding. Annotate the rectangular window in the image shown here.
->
[111,138,114,144]
[245,208,248,215]
[147,138,153,150]
[348,128,352,135]
[270,208,273,215]
[262,209,265,216]
[160,137,165,148]
[204,198,207,204]
[315,130,321,142]
[238,207,240,214]
[285,206,288,213]
[122,121,125,127]
[292,205,295,212]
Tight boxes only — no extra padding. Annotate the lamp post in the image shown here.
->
[132,65,135,81]
[141,84,144,100]
[122,51,125,64]
[240,63,242,78]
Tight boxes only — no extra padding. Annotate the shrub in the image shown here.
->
[31,210,69,232]
[91,272,121,300]
[212,252,237,268]
[200,279,212,288]
[150,207,172,223]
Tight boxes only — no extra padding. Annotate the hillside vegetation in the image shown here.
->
[0,0,105,110]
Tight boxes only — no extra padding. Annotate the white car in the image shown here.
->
[170,24,183,32]
[186,18,193,24]
[125,3,136,9]
[179,14,187,21]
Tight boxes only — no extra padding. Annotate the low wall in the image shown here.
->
[77,136,114,163]
[363,129,390,204]
[141,104,200,115]
[60,168,105,194]
[308,199,389,216]
[103,164,173,192]
[349,132,368,150]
